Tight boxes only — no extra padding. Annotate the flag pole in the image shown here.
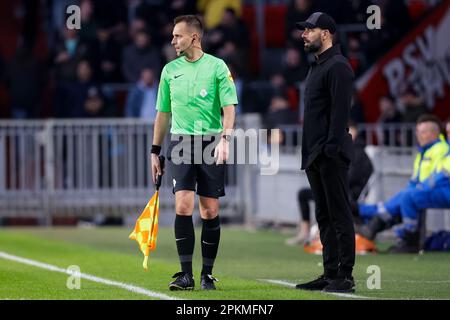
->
[143,156,165,270]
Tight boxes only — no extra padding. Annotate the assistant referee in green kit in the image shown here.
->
[150,15,238,291]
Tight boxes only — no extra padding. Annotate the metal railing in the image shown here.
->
[0,117,424,224]
[0,119,244,222]
[276,122,418,154]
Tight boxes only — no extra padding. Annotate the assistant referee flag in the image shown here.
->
[129,156,165,270]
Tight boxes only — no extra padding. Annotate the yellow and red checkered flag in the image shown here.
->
[129,155,165,271]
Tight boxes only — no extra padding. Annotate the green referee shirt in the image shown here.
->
[156,53,238,135]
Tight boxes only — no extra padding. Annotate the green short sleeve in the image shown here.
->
[156,67,171,112]
[217,61,238,107]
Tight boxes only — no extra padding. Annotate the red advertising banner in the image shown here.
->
[357,0,450,122]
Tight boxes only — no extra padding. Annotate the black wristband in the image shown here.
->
[151,145,161,155]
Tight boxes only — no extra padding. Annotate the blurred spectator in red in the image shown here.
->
[122,29,162,83]
[125,68,158,119]
[6,44,45,119]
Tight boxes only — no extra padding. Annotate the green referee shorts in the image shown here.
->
[166,134,226,198]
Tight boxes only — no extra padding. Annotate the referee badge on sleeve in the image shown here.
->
[227,71,234,82]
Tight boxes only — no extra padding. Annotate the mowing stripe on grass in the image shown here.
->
[259,279,373,300]
[0,251,179,300]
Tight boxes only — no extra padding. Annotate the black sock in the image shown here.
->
[201,215,221,275]
[174,214,195,275]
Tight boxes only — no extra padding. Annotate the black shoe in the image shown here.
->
[200,274,218,290]
[357,216,388,241]
[169,272,195,291]
[295,275,332,291]
[322,277,355,293]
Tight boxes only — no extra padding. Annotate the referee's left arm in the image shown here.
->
[215,60,238,164]
[151,66,171,182]
[221,105,235,137]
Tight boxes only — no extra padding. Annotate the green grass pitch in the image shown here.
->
[0,227,449,300]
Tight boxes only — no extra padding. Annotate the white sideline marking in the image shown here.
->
[259,279,373,300]
[354,279,450,284]
[0,251,179,300]
[261,279,450,300]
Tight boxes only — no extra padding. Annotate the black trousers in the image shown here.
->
[305,154,355,278]
[298,188,314,222]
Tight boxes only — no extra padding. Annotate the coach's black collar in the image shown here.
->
[314,44,341,65]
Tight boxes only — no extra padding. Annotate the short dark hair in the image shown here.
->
[417,114,443,133]
[174,15,203,37]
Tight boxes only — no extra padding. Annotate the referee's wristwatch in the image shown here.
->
[221,134,232,142]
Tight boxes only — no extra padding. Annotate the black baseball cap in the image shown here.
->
[295,12,336,34]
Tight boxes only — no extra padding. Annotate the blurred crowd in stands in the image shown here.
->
[0,0,443,131]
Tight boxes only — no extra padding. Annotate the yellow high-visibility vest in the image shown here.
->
[435,150,450,175]
[412,135,449,183]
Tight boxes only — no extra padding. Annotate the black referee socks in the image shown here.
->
[201,215,221,275]
[174,214,195,275]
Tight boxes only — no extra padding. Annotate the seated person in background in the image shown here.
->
[388,118,450,253]
[286,121,374,245]
[125,68,158,119]
[388,151,450,253]
[357,115,449,241]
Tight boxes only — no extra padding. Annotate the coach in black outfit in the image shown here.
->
[295,12,356,293]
